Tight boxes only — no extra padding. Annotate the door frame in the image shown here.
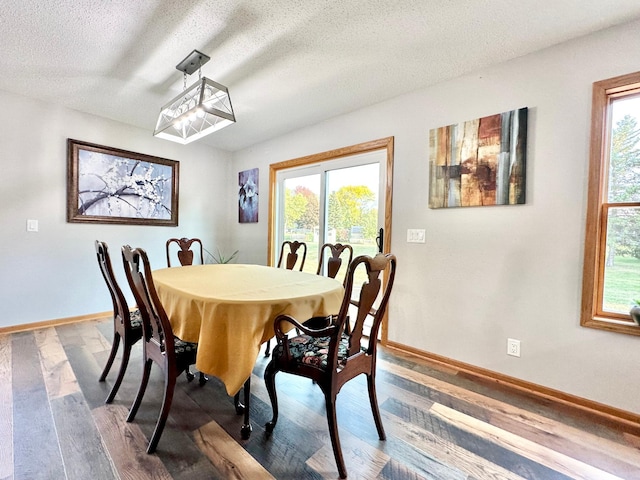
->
[268,136,394,343]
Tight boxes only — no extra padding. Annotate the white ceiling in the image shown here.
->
[2,1,640,152]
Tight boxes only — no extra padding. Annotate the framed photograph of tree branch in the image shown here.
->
[67,139,179,226]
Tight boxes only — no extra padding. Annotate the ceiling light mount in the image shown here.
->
[154,49,235,145]
[176,50,210,75]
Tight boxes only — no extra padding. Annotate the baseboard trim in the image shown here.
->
[385,340,640,434]
[0,312,111,334]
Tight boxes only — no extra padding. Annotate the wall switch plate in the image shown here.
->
[507,338,521,357]
[407,228,425,243]
[26,219,39,232]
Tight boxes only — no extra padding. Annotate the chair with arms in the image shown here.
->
[166,237,204,267]
[264,253,397,479]
[96,240,143,404]
[276,240,307,271]
[316,243,354,284]
[121,245,203,453]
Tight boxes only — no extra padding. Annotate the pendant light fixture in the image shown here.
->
[154,49,235,144]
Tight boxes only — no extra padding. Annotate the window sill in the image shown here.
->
[581,315,640,336]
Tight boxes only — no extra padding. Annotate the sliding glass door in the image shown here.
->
[275,151,385,273]
[269,138,394,343]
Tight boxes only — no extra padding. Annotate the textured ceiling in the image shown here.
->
[2,0,640,152]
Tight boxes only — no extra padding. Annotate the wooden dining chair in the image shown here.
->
[121,245,204,454]
[95,240,143,404]
[166,237,204,267]
[276,240,307,271]
[316,242,354,284]
[264,253,397,479]
[264,240,308,356]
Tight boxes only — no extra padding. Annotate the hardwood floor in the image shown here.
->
[1,317,639,479]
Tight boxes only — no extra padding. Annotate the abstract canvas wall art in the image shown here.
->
[239,168,259,223]
[428,107,527,208]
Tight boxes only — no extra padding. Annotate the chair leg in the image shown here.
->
[184,364,207,385]
[99,332,121,382]
[367,373,386,440]
[263,360,279,435]
[147,368,177,454]
[264,339,271,357]
[104,339,132,404]
[325,392,347,479]
[127,359,152,422]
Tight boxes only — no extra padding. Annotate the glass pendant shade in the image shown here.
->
[154,77,235,144]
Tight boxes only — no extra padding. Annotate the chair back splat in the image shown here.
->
[264,253,397,479]
[277,240,307,271]
[316,243,353,284]
[166,237,204,267]
[121,245,200,453]
[95,240,142,404]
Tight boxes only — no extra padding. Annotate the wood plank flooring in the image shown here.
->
[1,317,639,479]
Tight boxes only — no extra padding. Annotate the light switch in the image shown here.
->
[27,219,39,232]
[406,228,425,243]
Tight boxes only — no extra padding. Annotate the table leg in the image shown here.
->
[234,391,245,414]
[240,377,252,439]
[233,378,252,439]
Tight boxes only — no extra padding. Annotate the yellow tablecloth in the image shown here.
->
[152,264,344,395]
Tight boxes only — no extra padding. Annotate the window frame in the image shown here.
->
[273,151,385,268]
[581,71,640,335]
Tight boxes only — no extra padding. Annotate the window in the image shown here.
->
[275,157,384,274]
[581,71,640,335]
[268,138,394,269]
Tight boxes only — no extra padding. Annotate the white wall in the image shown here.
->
[0,91,232,327]
[230,19,640,413]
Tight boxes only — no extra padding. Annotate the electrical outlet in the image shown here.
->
[507,338,521,357]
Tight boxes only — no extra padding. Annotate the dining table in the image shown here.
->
[152,263,345,438]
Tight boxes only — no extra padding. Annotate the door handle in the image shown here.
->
[375,228,384,253]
